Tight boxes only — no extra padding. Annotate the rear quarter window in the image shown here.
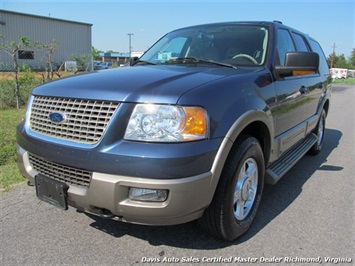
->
[308,39,330,75]
[292,32,310,51]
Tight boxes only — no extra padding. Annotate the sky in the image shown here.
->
[1,0,354,58]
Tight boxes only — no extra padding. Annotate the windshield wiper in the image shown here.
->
[132,60,156,66]
[166,57,237,69]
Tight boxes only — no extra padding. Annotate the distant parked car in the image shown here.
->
[94,61,112,70]
[93,61,101,69]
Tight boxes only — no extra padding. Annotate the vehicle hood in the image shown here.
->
[33,65,255,104]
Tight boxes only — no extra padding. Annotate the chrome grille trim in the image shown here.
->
[29,153,92,188]
[29,96,119,144]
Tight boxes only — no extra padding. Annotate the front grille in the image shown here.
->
[29,96,119,144]
[29,153,92,188]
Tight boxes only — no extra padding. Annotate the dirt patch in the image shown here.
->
[0,72,15,81]
[0,71,75,81]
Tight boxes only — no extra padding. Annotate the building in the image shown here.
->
[98,51,144,66]
[98,52,130,66]
[0,10,92,71]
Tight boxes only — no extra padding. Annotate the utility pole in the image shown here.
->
[331,43,336,68]
[127,33,134,58]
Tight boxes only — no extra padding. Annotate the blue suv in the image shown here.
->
[17,21,331,241]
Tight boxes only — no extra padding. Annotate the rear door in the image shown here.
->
[306,38,331,118]
[291,32,325,123]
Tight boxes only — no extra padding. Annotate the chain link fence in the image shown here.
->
[0,36,93,109]
[0,45,93,73]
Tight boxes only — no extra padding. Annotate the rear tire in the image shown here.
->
[309,109,326,155]
[200,135,265,241]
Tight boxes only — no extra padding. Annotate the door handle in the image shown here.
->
[299,86,308,94]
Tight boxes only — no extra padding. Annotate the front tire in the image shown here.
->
[200,135,265,241]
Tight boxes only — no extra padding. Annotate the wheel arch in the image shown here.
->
[225,110,273,166]
[209,110,273,196]
[237,121,272,165]
[323,98,330,116]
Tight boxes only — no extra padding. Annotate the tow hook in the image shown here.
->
[99,209,114,219]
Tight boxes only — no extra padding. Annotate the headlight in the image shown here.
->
[124,104,208,142]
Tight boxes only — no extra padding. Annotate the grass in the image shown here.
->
[332,77,355,84]
[0,71,83,191]
[0,108,27,192]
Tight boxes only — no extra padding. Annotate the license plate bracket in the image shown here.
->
[35,174,69,210]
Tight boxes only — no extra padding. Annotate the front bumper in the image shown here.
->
[17,144,215,225]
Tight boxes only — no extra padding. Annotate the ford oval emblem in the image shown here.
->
[49,112,67,123]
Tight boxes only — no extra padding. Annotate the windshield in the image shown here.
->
[139,24,269,67]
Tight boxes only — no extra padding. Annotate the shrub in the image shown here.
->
[0,108,26,191]
[0,109,25,165]
[0,73,41,109]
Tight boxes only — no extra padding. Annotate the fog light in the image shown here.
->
[128,188,168,202]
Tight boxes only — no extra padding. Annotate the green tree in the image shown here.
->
[92,46,100,60]
[105,50,120,54]
[0,35,37,108]
[327,53,350,69]
[336,54,349,68]
[71,54,92,73]
[40,39,60,80]
[349,48,355,69]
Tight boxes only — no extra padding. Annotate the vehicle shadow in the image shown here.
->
[86,128,342,249]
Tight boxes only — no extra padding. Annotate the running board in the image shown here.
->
[265,133,318,185]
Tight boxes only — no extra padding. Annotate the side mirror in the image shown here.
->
[275,52,319,77]
[129,57,139,66]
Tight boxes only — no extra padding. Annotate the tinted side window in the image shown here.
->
[308,39,330,75]
[292,33,309,51]
[277,29,296,65]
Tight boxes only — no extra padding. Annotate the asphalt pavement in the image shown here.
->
[1,84,354,266]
